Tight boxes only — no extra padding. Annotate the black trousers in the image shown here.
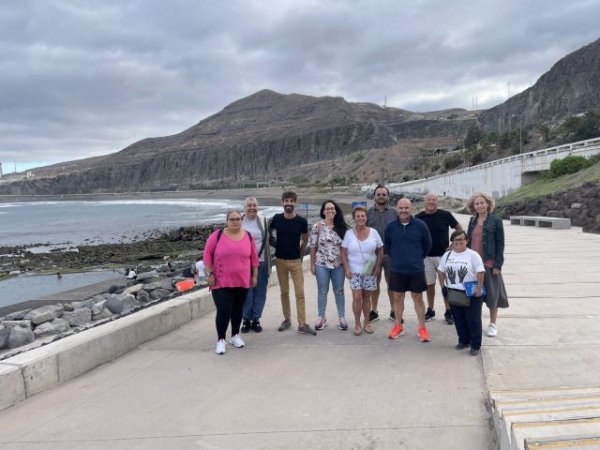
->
[450,296,483,350]
[212,287,249,340]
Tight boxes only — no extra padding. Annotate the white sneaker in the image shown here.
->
[487,323,498,337]
[229,334,245,348]
[215,339,226,354]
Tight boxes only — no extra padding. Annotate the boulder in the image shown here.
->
[62,308,92,327]
[73,295,106,310]
[24,309,56,326]
[106,294,124,314]
[3,309,32,320]
[121,295,142,313]
[92,300,108,316]
[136,270,159,282]
[123,283,144,296]
[92,308,113,321]
[149,289,171,300]
[144,279,174,291]
[0,325,9,349]
[136,290,151,303]
[33,319,70,338]
[7,326,35,349]
[1,320,32,330]
[63,302,75,312]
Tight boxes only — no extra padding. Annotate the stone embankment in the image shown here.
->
[0,266,205,358]
[497,181,600,233]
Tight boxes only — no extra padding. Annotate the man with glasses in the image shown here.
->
[416,193,463,325]
[367,184,398,323]
[241,197,271,333]
[269,191,316,336]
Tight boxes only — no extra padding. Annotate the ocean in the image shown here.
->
[0,198,288,308]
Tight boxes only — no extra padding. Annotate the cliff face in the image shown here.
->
[478,38,600,132]
[1,90,472,194]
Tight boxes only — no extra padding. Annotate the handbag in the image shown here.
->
[446,288,471,307]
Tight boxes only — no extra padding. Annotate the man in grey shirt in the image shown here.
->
[366,184,398,323]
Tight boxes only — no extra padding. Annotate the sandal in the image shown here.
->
[353,326,363,336]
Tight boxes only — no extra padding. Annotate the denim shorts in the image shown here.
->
[350,273,377,291]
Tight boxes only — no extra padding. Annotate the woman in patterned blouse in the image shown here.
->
[309,200,349,331]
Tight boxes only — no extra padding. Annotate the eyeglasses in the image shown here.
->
[228,218,242,222]
[324,207,336,211]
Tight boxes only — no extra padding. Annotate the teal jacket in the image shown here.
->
[467,213,505,269]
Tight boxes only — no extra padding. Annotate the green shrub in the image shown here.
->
[549,155,592,178]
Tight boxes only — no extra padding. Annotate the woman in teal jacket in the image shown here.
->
[466,192,509,338]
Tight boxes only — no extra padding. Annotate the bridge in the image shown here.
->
[371,137,600,199]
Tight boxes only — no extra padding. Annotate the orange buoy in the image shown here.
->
[175,279,196,292]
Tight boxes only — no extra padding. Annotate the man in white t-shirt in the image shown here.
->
[241,197,271,333]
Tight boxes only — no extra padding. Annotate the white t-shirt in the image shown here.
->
[437,248,484,290]
[341,228,383,274]
[242,216,265,262]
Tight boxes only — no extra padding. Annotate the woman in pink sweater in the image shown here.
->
[203,210,259,355]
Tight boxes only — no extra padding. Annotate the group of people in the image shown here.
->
[202,187,508,356]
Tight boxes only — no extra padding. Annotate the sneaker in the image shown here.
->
[229,334,245,348]
[469,348,480,356]
[251,320,262,333]
[338,317,348,330]
[388,324,405,339]
[418,326,431,342]
[298,324,317,336]
[425,308,436,321]
[389,310,395,321]
[487,323,497,337]
[215,339,226,354]
[241,320,251,334]
[315,316,327,330]
[444,310,454,325]
[455,342,469,350]
[369,310,380,322]
[278,319,291,332]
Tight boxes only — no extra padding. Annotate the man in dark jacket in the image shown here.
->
[384,198,432,342]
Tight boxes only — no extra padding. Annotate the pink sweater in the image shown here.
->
[203,230,259,289]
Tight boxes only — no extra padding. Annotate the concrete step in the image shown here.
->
[489,386,600,450]
[525,434,600,449]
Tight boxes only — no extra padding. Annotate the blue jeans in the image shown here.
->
[243,260,269,321]
[315,265,346,318]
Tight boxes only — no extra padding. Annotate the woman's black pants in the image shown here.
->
[450,296,483,350]
[211,287,249,340]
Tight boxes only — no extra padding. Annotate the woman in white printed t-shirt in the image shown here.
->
[437,229,485,356]
[341,206,384,336]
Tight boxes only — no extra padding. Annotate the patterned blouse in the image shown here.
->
[309,220,343,269]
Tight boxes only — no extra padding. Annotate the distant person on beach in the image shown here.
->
[415,193,463,325]
[385,198,432,342]
[367,184,398,323]
[268,191,316,336]
[56,272,62,280]
[126,268,137,280]
[466,192,509,338]
[309,200,348,331]
[203,209,259,355]
[341,206,383,336]
[437,230,485,356]
[241,197,271,333]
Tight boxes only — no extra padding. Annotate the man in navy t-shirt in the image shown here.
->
[269,191,316,336]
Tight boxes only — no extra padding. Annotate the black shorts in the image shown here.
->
[389,271,427,293]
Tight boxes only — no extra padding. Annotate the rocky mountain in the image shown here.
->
[0,90,473,195]
[478,38,600,132]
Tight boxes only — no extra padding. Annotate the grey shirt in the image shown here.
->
[367,205,397,254]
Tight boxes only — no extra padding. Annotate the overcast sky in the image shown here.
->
[1,0,599,173]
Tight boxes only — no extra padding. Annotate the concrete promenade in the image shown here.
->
[0,215,599,449]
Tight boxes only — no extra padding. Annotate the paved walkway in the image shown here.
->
[1,215,599,449]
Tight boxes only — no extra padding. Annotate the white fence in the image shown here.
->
[368,137,600,199]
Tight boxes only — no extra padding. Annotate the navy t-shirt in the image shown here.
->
[269,213,308,260]
[415,209,459,257]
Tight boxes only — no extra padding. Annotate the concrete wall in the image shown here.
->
[377,137,600,199]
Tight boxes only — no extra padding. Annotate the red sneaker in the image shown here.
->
[388,324,405,339]
[418,326,430,342]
